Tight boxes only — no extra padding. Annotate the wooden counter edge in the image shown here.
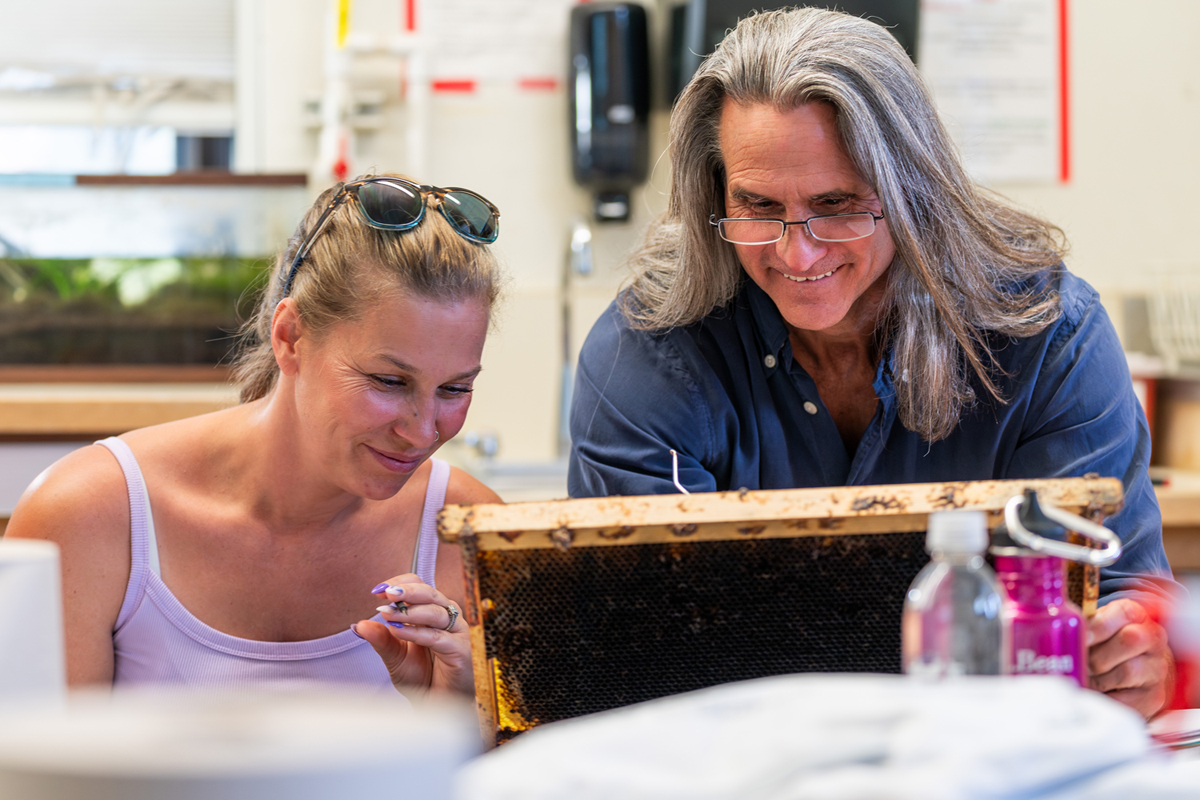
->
[0,384,239,435]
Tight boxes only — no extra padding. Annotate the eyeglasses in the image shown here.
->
[709,211,884,245]
[280,177,500,296]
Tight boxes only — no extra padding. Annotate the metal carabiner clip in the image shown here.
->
[1003,492,1122,567]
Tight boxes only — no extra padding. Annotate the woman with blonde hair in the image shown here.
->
[8,174,502,699]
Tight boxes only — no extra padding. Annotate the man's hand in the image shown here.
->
[1088,597,1173,719]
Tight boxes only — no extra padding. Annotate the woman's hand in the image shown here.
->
[353,574,473,696]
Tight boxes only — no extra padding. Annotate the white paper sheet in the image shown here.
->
[425,0,579,86]
[919,0,1063,185]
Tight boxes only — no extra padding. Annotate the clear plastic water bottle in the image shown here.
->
[902,510,1008,678]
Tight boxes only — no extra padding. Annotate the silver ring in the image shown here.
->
[443,604,459,632]
[434,430,440,442]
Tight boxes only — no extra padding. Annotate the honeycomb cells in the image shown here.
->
[478,532,931,740]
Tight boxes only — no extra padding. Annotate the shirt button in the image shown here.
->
[763,354,777,369]
[803,401,819,415]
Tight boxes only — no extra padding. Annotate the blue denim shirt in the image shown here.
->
[569,271,1174,601]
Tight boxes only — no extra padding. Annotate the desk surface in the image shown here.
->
[1154,468,1200,528]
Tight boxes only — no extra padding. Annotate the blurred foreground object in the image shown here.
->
[455,673,1166,800]
[1165,574,1200,712]
[902,510,1007,678]
[992,490,1124,686]
[0,539,65,709]
[0,689,478,800]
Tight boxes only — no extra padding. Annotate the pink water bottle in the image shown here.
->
[993,551,1084,684]
[992,489,1122,686]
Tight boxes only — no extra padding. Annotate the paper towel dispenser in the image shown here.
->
[569,2,650,222]
[669,0,920,104]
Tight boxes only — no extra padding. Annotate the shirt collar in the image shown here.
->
[743,279,791,357]
[874,343,896,400]
[743,276,898,395]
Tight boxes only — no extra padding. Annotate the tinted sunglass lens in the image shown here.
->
[441,192,498,242]
[357,181,423,227]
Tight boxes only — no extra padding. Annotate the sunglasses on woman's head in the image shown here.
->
[280,177,501,297]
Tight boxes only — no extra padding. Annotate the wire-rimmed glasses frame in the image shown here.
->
[708,211,885,245]
[279,177,500,297]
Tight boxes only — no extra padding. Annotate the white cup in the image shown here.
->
[0,538,65,710]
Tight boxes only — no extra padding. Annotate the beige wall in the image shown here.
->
[465,0,1200,462]
[240,0,1200,463]
[3,0,1194,465]
[233,0,671,463]
[984,0,1200,311]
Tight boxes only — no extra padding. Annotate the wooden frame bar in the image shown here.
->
[441,477,1123,551]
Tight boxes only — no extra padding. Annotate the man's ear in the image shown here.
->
[270,298,304,376]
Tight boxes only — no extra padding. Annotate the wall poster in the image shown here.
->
[918,0,1069,185]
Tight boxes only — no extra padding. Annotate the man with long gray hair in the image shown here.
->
[568,8,1175,718]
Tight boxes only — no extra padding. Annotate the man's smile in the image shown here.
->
[778,265,840,283]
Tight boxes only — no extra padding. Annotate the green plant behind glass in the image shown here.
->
[0,256,272,364]
[0,256,267,317]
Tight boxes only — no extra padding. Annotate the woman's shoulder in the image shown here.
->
[6,442,137,685]
[112,406,263,501]
[5,442,130,552]
[10,406,254,540]
[120,403,249,461]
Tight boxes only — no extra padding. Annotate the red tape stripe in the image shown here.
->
[518,77,559,91]
[1058,0,1070,183]
[432,79,477,93]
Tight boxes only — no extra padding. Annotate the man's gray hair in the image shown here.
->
[623,7,1064,442]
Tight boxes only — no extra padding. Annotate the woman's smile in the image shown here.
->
[364,443,425,474]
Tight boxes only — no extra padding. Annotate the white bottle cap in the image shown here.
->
[925,509,989,554]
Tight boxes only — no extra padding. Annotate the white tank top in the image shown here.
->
[95,436,450,694]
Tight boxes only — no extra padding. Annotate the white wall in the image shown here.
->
[994,0,1200,308]
[455,0,1200,461]
[3,0,1197,466]
[232,0,670,463]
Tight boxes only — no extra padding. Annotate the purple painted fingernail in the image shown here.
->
[371,583,390,594]
[386,621,405,629]
[385,586,404,597]
[350,623,365,640]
